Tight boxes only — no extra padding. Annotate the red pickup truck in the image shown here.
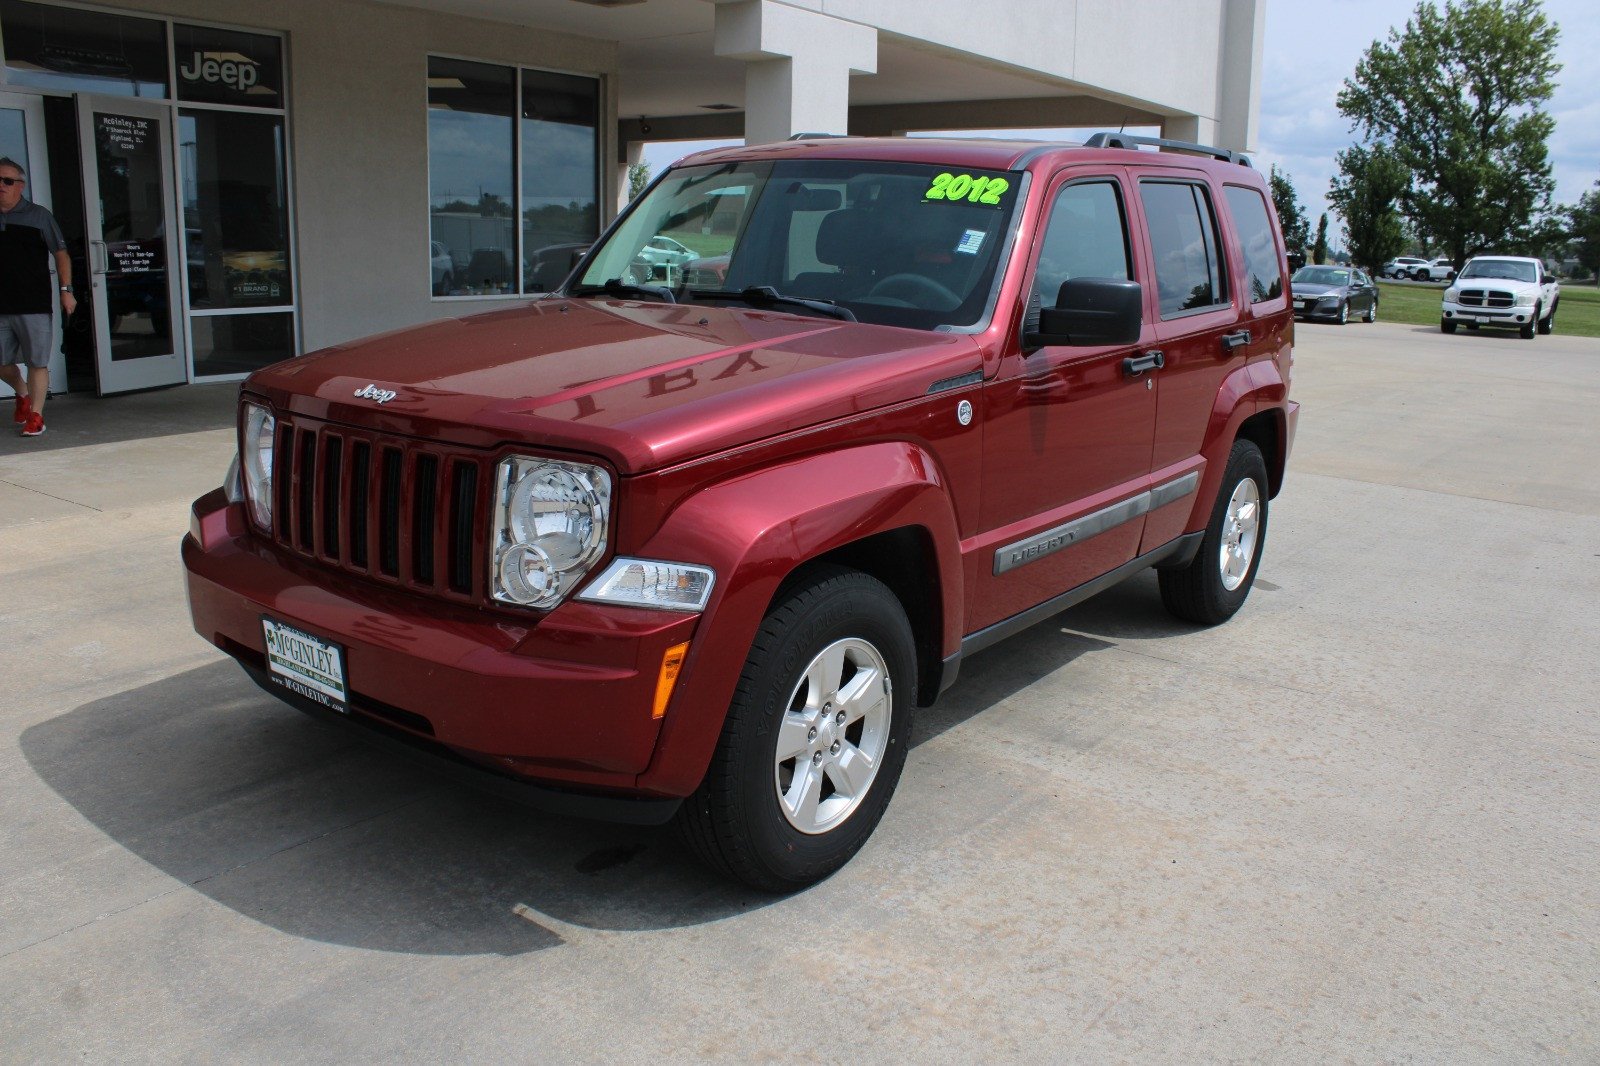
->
[184,133,1298,890]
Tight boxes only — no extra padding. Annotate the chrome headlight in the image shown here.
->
[241,402,275,531]
[1443,286,1460,302]
[1514,291,1536,307]
[491,456,611,609]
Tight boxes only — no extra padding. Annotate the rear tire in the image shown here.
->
[1159,440,1268,626]
[676,567,915,891]
[1364,299,1377,323]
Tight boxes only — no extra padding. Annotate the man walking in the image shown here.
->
[0,156,75,437]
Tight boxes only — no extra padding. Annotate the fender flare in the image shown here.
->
[630,442,962,796]
[1183,361,1282,531]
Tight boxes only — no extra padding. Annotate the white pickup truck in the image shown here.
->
[1440,256,1560,339]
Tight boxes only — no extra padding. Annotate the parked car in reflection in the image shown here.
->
[1290,265,1378,324]
[524,241,591,293]
[430,240,456,296]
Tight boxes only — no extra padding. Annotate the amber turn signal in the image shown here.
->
[653,642,690,720]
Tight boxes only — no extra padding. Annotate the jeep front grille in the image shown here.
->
[270,418,488,600]
[1458,289,1513,308]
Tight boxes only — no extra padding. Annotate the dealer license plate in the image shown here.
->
[262,617,348,713]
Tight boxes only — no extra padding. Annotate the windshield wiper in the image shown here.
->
[688,286,856,322]
[569,278,676,303]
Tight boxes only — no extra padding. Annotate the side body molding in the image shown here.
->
[629,443,963,796]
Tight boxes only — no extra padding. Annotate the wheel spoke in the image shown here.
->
[788,761,823,826]
[805,641,848,706]
[775,714,813,762]
[1236,501,1258,526]
[835,663,882,725]
[827,743,876,798]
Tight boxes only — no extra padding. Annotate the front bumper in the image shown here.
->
[1292,296,1346,320]
[183,489,701,816]
[1441,301,1534,327]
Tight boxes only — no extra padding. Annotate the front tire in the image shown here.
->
[677,567,915,891]
[1538,299,1557,335]
[1336,300,1349,325]
[1521,305,1539,340]
[1441,318,1457,334]
[1159,440,1268,625]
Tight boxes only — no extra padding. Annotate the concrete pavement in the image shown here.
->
[1,321,1597,1061]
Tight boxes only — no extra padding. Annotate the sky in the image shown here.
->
[639,0,1599,249]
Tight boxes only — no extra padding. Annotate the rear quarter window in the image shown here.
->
[1224,185,1286,306]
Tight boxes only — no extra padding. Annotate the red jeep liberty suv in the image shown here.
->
[184,133,1298,890]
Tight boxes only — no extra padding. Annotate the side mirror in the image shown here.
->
[568,245,592,270]
[1026,277,1143,348]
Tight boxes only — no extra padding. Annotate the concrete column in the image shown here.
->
[617,138,644,215]
[714,1,876,145]
[1163,114,1220,147]
[1216,0,1265,153]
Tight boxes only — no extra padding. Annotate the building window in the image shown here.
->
[181,110,291,312]
[428,56,600,297]
[0,0,167,97]
[190,310,294,377]
[174,24,284,110]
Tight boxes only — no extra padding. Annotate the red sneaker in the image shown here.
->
[20,411,44,436]
[11,394,29,424]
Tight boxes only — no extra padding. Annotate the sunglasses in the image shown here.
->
[0,176,24,187]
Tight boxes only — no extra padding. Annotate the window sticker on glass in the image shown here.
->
[955,229,986,255]
[924,172,1011,206]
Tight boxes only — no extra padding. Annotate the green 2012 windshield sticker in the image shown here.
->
[924,173,1010,205]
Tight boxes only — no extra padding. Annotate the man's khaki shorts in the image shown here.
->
[0,314,52,370]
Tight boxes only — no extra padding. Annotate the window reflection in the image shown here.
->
[1,0,167,97]
[191,311,293,376]
[521,69,598,292]
[180,110,291,309]
[428,57,515,296]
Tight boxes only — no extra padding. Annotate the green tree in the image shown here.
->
[1312,213,1330,264]
[1337,0,1560,265]
[1269,166,1311,257]
[1565,180,1600,275]
[627,161,652,201]
[1329,143,1411,274]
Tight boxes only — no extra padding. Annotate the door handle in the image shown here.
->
[1122,350,1164,376]
[1221,330,1252,352]
[89,240,107,276]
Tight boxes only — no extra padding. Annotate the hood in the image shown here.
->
[1290,282,1346,297]
[1455,276,1539,292]
[246,298,983,474]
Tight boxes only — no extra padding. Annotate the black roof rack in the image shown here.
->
[1083,132,1252,168]
[787,132,847,140]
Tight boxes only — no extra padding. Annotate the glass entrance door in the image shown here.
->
[76,95,186,394]
[0,89,64,399]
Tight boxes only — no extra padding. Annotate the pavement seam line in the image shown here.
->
[1293,469,1599,518]
[0,478,103,513]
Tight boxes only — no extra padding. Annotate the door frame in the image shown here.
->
[76,93,187,395]
[0,89,66,399]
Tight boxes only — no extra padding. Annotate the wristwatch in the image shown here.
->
[59,285,71,292]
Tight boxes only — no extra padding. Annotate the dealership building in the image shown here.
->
[0,0,1263,398]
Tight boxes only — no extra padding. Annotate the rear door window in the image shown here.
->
[1140,181,1229,318]
[1223,185,1286,305]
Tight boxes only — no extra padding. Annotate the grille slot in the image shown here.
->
[378,447,403,576]
[321,435,343,557]
[412,453,439,585]
[267,418,486,601]
[1459,288,1514,309]
[348,441,371,568]
[448,461,479,594]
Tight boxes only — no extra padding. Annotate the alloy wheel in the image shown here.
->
[1218,478,1261,592]
[773,638,892,835]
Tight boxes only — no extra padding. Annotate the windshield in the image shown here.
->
[1292,267,1352,286]
[574,159,1022,331]
[1460,259,1537,283]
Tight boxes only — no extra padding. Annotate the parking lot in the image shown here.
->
[2,320,1597,1061]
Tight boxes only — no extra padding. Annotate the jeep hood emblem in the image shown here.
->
[354,384,398,404]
